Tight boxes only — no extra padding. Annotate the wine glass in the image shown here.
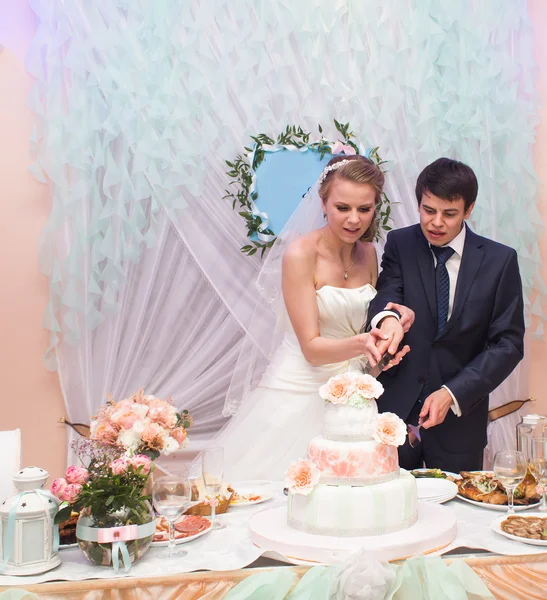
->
[530,438,547,512]
[202,447,226,530]
[152,476,191,558]
[493,450,527,514]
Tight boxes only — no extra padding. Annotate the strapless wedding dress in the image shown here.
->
[218,284,377,482]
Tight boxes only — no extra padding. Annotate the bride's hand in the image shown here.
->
[384,302,415,333]
[359,328,389,367]
[382,344,410,370]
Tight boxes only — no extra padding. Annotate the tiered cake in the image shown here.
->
[285,372,418,537]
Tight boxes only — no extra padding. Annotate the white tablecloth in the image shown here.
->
[1,480,544,587]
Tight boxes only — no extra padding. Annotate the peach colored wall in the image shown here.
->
[0,2,546,487]
[0,1,66,481]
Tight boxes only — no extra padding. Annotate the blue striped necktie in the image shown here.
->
[431,245,455,334]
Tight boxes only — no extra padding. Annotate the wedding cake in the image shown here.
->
[285,372,418,537]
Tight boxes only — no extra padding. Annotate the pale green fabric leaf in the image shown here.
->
[286,566,335,600]
[0,589,40,599]
[224,569,297,600]
[389,556,494,600]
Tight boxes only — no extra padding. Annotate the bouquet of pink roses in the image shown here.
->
[90,389,192,460]
[52,439,153,525]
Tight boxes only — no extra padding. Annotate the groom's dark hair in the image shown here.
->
[415,158,478,211]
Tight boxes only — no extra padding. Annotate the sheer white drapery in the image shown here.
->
[28,1,539,467]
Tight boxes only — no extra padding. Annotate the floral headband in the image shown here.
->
[318,159,353,185]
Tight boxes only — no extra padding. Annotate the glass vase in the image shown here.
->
[76,501,154,568]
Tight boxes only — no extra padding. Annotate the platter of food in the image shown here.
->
[58,513,78,548]
[492,513,547,546]
[456,471,540,510]
[230,491,272,507]
[151,514,212,546]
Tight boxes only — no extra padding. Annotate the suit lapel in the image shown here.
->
[415,227,437,326]
[438,226,484,339]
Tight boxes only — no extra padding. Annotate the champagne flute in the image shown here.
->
[179,460,203,508]
[493,450,527,514]
[202,447,226,530]
[152,476,191,557]
[530,438,547,512]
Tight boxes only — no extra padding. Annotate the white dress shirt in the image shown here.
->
[372,225,467,417]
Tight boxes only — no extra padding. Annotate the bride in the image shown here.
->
[217,155,412,482]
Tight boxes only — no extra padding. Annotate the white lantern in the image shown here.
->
[0,466,61,575]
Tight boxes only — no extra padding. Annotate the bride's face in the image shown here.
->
[322,178,376,243]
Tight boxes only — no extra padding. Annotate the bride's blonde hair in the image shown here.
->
[318,155,384,243]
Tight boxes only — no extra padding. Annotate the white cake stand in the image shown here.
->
[250,501,457,564]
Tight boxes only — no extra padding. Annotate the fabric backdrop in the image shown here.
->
[26,0,543,465]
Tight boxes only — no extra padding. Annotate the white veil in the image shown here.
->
[223,182,326,416]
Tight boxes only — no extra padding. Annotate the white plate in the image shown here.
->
[491,513,547,546]
[230,493,273,507]
[456,494,540,512]
[151,523,211,547]
[416,478,458,502]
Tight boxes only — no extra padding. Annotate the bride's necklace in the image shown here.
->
[321,231,356,280]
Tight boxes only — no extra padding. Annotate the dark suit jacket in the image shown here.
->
[368,224,524,455]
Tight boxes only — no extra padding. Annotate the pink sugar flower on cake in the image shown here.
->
[319,373,353,405]
[285,459,320,495]
[351,373,384,399]
[373,413,407,447]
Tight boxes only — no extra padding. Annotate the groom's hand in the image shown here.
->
[419,388,453,429]
[384,302,415,333]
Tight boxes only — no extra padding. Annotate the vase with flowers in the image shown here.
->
[52,390,192,571]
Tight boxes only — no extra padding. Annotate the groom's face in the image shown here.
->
[419,191,474,247]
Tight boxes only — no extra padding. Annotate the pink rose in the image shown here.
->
[111,409,140,430]
[373,413,407,447]
[131,454,152,475]
[51,478,68,500]
[331,141,357,156]
[91,420,119,445]
[171,426,187,445]
[116,398,135,411]
[141,422,166,451]
[352,373,384,399]
[110,457,130,475]
[65,466,89,485]
[63,483,82,504]
[147,400,178,429]
[285,459,320,495]
[319,373,353,405]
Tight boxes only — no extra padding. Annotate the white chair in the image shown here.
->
[0,429,22,502]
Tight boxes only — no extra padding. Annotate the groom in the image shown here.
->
[368,158,525,472]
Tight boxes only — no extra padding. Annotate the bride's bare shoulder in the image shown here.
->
[359,241,378,261]
[283,231,321,265]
